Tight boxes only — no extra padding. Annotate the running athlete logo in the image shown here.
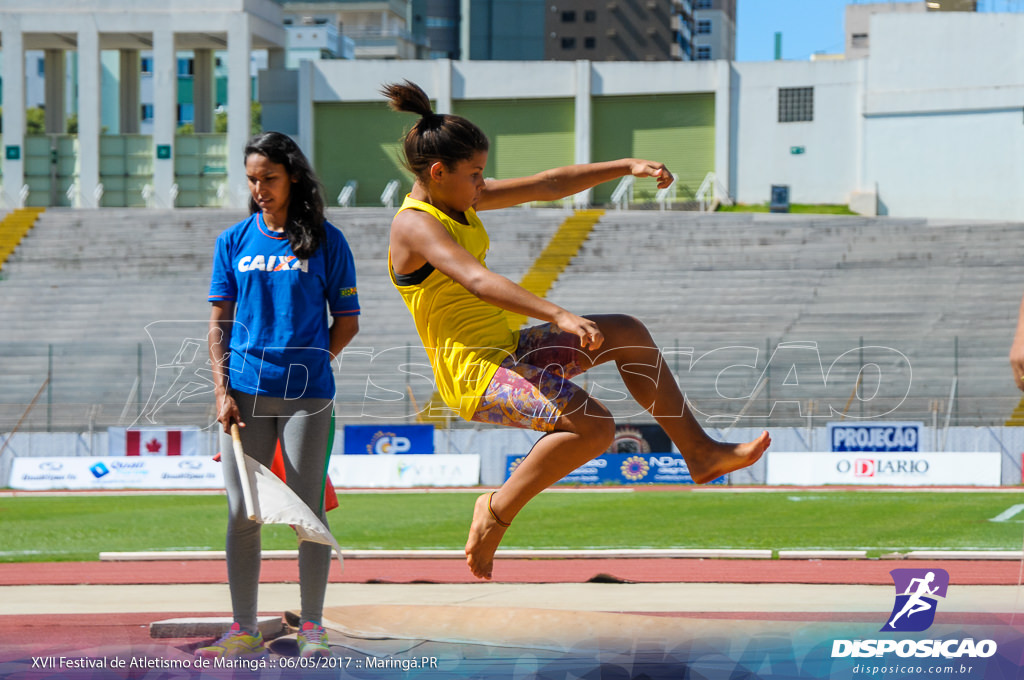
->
[882,568,949,632]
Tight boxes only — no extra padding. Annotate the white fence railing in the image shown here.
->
[609,175,634,210]
[380,179,401,209]
[338,180,358,207]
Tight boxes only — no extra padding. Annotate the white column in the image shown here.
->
[267,47,286,70]
[193,49,215,134]
[77,25,101,208]
[44,50,66,134]
[459,0,472,60]
[713,60,733,202]
[573,60,592,208]
[119,50,140,135]
[434,59,452,114]
[152,29,177,209]
[227,15,252,209]
[1,17,26,208]
[297,58,315,168]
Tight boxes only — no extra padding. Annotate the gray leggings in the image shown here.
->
[219,390,334,631]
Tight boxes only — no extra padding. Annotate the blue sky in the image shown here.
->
[734,0,1022,62]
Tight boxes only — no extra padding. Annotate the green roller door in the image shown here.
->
[591,93,715,204]
[453,99,574,181]
[314,102,413,207]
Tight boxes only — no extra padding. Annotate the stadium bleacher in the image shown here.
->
[0,207,1020,431]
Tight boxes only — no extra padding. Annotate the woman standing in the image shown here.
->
[382,81,770,581]
[201,132,359,659]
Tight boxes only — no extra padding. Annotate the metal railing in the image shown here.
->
[380,179,401,209]
[610,175,634,210]
[656,173,680,210]
[695,171,733,212]
[337,180,358,207]
[0,335,1012,432]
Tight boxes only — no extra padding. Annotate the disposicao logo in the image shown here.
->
[831,567,998,660]
[90,462,110,478]
[882,568,948,632]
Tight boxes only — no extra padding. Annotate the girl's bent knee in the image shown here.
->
[578,411,615,451]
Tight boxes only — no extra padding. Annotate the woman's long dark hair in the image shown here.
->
[244,131,325,260]
[381,80,489,179]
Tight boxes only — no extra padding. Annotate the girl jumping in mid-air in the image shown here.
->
[383,80,770,580]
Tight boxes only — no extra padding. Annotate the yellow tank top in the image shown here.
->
[389,195,520,421]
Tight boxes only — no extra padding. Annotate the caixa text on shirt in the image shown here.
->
[237,254,308,273]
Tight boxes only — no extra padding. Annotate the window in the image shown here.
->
[584,36,596,48]
[561,36,576,49]
[778,87,814,123]
[38,58,45,77]
[696,19,711,34]
[562,10,576,21]
[141,57,153,74]
[696,45,712,60]
[695,0,712,8]
[851,32,868,48]
[177,103,194,124]
[584,9,597,21]
[141,104,154,121]
[177,58,194,77]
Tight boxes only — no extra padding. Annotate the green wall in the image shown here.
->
[453,98,574,181]
[313,102,413,207]
[312,94,710,207]
[591,93,715,204]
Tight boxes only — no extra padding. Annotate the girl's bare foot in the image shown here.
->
[687,430,771,485]
[465,492,510,580]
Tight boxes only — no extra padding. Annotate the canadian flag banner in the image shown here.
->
[108,427,201,457]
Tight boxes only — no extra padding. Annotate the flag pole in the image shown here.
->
[230,423,257,520]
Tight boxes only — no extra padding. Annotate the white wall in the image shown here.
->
[862,13,1024,219]
[731,59,863,206]
[300,13,1024,220]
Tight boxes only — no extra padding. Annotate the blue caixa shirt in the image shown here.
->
[209,212,359,399]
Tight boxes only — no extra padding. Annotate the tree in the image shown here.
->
[26,108,45,135]
[213,102,262,134]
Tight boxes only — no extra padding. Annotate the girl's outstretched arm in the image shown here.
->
[475,158,673,211]
[391,209,604,350]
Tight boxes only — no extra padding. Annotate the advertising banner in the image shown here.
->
[827,422,922,452]
[328,454,478,487]
[9,456,223,490]
[505,453,725,485]
[766,451,1001,486]
[107,427,202,456]
[343,424,435,455]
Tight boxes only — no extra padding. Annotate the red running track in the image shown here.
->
[2,558,1022,655]
[0,557,1020,586]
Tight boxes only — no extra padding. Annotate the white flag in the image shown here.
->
[240,454,344,568]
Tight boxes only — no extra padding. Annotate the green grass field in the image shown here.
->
[717,203,857,215]
[2,489,1023,563]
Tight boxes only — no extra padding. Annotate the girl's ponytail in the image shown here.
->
[382,80,489,179]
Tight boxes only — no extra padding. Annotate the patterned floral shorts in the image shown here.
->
[470,323,588,432]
